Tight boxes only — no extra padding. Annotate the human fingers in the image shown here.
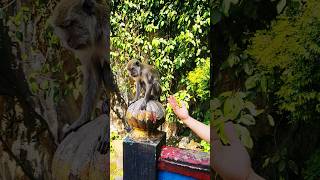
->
[168,96,178,109]
[224,121,241,144]
[211,125,222,151]
[181,101,187,109]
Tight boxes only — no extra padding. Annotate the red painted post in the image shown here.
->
[158,146,211,180]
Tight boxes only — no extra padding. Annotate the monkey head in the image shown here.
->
[50,0,108,53]
[127,59,141,78]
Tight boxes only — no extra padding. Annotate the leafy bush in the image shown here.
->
[247,0,320,122]
[303,150,320,180]
[211,91,271,148]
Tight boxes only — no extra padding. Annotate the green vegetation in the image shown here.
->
[248,0,320,122]
[110,131,123,180]
[212,0,320,179]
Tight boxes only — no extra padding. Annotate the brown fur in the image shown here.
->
[127,60,161,109]
[51,0,112,144]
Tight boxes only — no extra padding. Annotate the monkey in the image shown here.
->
[50,0,116,151]
[127,59,162,110]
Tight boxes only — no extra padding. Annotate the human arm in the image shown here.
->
[168,95,264,180]
[212,121,265,180]
[167,95,210,142]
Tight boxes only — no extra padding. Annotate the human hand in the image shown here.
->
[212,122,264,180]
[167,95,190,121]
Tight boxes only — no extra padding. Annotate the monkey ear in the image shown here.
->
[82,0,95,15]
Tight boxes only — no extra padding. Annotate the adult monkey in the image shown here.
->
[51,0,119,153]
[127,59,162,110]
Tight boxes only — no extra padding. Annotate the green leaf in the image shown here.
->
[278,160,286,172]
[281,148,287,156]
[227,54,240,67]
[214,109,223,117]
[222,0,239,16]
[263,158,270,168]
[220,91,232,97]
[256,109,264,116]
[16,31,23,41]
[243,63,253,75]
[42,81,49,89]
[288,160,298,175]
[217,122,229,145]
[0,9,4,19]
[245,76,257,90]
[235,91,247,98]
[239,114,255,126]
[211,10,222,25]
[235,124,253,148]
[220,60,230,70]
[271,154,280,163]
[277,0,286,14]
[244,101,257,116]
[224,96,243,120]
[267,114,275,126]
[30,82,38,93]
[211,98,221,110]
[260,76,267,92]
[213,116,227,126]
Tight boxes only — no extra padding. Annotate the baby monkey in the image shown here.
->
[127,60,161,110]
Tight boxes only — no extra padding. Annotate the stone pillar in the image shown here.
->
[123,131,166,180]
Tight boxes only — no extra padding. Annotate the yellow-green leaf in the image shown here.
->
[267,114,275,126]
[239,114,255,126]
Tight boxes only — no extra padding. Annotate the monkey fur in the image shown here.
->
[51,0,114,151]
[127,59,161,110]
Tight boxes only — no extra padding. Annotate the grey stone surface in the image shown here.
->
[52,114,109,180]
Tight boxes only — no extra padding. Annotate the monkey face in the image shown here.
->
[127,60,141,77]
[50,0,107,51]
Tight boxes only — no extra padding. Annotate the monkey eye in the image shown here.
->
[135,61,139,66]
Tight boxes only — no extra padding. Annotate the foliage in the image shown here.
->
[200,140,210,153]
[110,0,210,128]
[247,0,320,122]
[187,58,210,102]
[110,131,121,153]
[110,131,123,180]
[211,0,320,178]
[303,150,320,180]
[262,147,299,178]
[7,2,83,106]
[211,91,269,148]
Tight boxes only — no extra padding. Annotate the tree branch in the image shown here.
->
[0,136,36,180]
